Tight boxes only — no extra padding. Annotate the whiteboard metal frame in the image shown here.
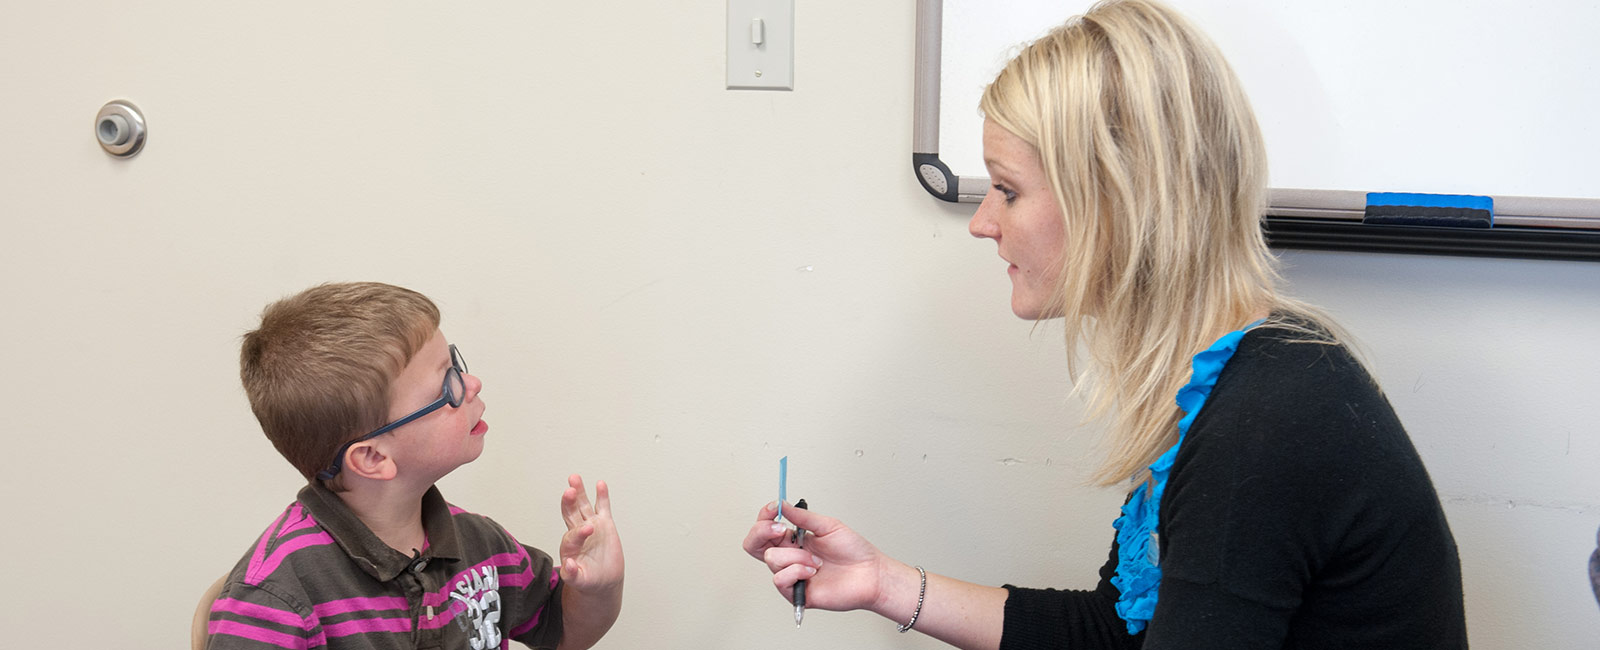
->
[912,0,1600,261]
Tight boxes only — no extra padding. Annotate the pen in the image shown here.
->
[792,498,808,627]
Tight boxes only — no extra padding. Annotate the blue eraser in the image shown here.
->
[1364,192,1494,228]
[778,456,788,522]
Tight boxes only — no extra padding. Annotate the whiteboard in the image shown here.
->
[927,0,1600,222]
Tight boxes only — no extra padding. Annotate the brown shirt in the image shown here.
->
[206,483,563,649]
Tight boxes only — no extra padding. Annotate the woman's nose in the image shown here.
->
[969,195,1001,240]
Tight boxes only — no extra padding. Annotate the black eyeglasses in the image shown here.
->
[317,344,468,481]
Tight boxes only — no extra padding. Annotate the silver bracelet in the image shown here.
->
[897,565,927,633]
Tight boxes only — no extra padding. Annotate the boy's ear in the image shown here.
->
[344,441,397,481]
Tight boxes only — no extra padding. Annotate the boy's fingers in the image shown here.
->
[568,474,594,513]
[561,488,583,528]
[565,522,594,543]
[568,473,589,496]
[594,480,610,515]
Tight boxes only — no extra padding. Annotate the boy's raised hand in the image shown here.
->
[558,474,623,591]
[554,474,623,650]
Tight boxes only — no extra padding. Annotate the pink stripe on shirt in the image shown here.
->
[425,553,532,605]
[508,605,545,639]
[417,600,466,630]
[246,509,290,584]
[212,597,313,630]
[249,532,337,585]
[490,550,537,587]
[311,596,408,618]
[500,571,533,588]
[210,619,311,650]
[498,531,549,588]
[423,588,462,609]
[323,616,412,638]
[280,503,319,536]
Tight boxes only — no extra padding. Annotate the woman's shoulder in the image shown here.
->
[1230,315,1370,393]
[1184,314,1415,480]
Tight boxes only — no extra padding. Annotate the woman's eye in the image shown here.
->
[993,184,1017,203]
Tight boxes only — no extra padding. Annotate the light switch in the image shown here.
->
[727,0,793,90]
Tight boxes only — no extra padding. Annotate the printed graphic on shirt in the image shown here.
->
[450,565,502,650]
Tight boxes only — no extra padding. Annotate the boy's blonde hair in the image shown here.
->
[980,0,1332,487]
[240,282,440,481]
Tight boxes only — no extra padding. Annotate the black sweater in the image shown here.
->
[1000,326,1467,649]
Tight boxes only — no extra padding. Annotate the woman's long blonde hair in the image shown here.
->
[980,0,1335,487]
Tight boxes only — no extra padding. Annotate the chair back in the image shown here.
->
[190,574,229,650]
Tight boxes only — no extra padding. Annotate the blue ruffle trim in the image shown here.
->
[1110,321,1259,634]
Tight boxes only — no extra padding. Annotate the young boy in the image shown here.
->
[206,282,623,649]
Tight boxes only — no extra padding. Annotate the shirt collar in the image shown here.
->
[297,482,464,582]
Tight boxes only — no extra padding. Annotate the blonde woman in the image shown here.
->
[742,1,1466,648]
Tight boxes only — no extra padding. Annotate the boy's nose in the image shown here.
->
[463,372,484,400]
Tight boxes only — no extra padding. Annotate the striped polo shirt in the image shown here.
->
[206,483,563,649]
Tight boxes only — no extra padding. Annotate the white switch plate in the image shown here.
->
[727,0,793,90]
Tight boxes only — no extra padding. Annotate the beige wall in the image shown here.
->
[1,2,1596,648]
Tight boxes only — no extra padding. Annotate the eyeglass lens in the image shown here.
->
[445,345,467,407]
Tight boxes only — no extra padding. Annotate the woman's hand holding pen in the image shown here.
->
[742,501,907,616]
[744,501,1009,649]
